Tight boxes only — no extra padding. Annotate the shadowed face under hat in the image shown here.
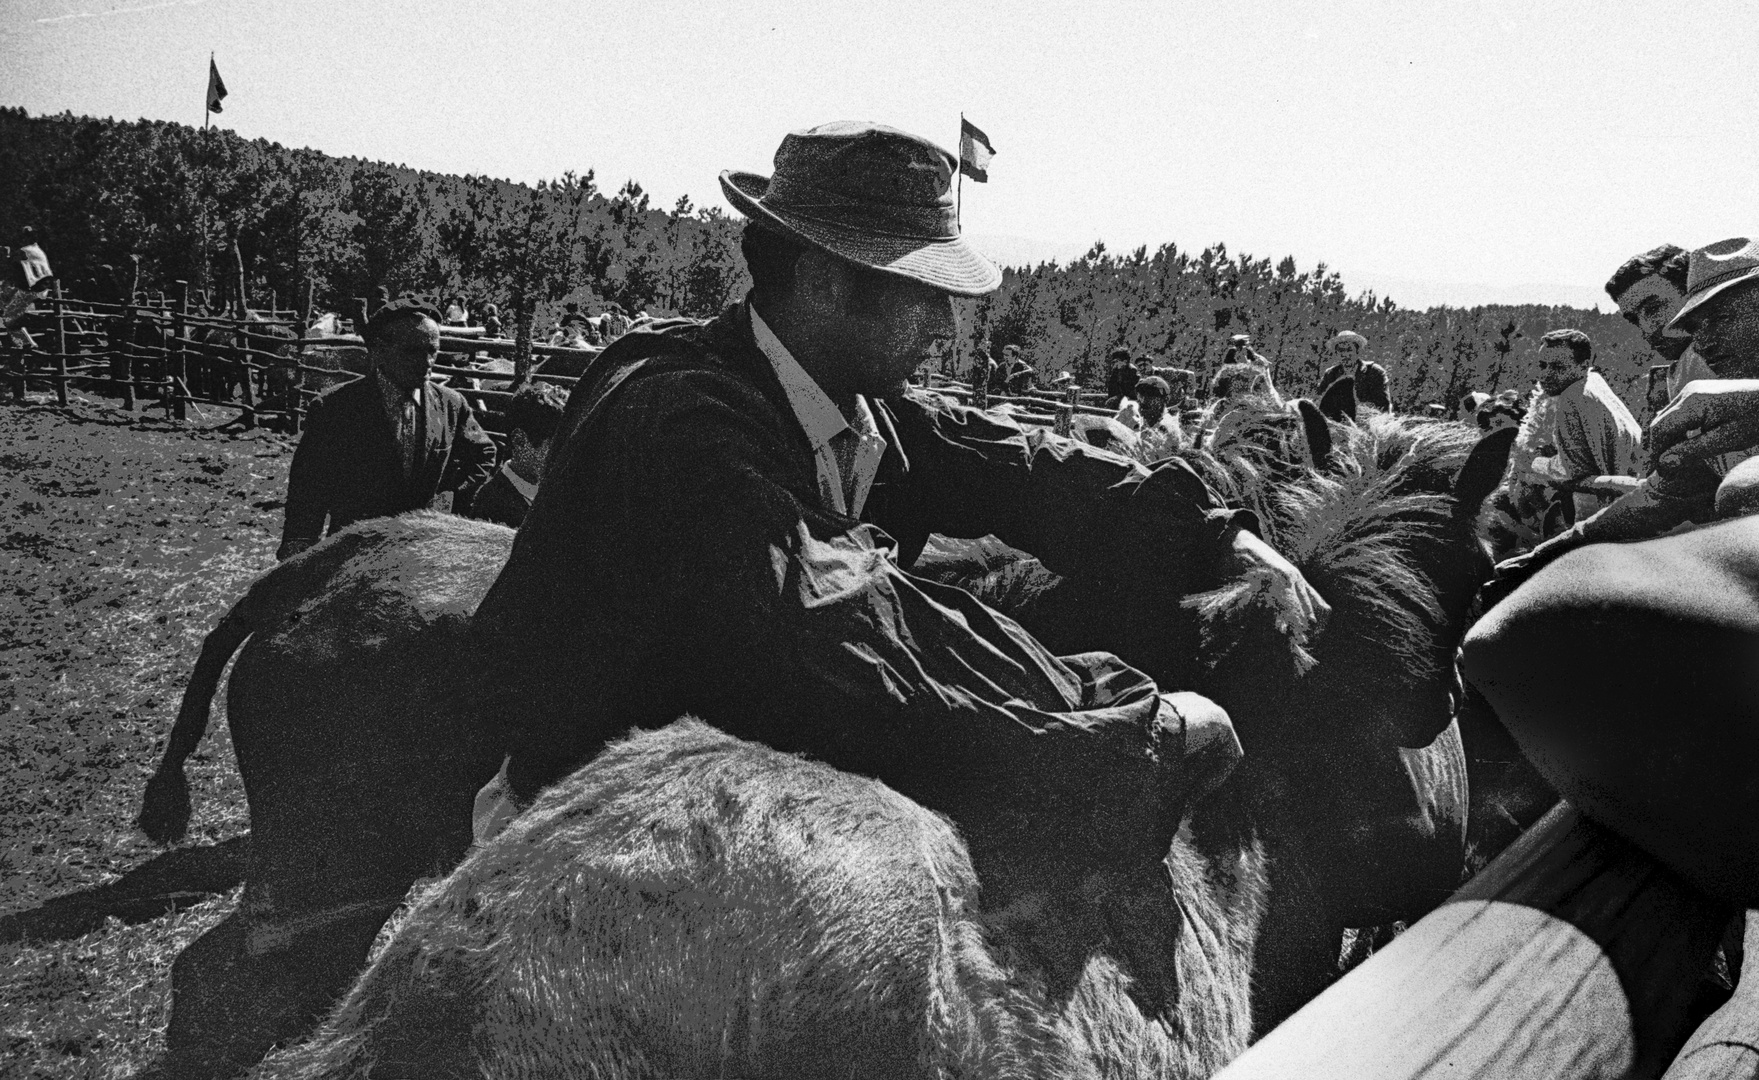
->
[720,122,1001,297]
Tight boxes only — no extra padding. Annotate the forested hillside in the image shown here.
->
[0,108,1657,412]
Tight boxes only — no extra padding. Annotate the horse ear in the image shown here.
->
[1318,377,1358,424]
[1297,399,1333,468]
[1452,426,1518,516]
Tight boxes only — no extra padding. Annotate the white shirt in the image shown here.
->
[750,305,887,518]
[499,461,539,502]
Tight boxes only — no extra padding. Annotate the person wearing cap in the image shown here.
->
[1317,330,1391,412]
[466,121,1329,930]
[277,297,497,561]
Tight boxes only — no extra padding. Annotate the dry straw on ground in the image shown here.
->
[1,394,290,1079]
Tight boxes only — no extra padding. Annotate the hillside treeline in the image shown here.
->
[0,107,750,332]
[1,108,1658,413]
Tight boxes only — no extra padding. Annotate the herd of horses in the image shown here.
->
[128,380,1554,1078]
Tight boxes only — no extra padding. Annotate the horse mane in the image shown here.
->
[1170,407,1477,682]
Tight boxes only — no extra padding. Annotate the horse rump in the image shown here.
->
[255,719,1259,1080]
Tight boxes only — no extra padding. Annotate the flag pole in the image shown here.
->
[956,113,964,218]
[199,53,211,295]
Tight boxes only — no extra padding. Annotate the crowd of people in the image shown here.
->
[368,290,648,348]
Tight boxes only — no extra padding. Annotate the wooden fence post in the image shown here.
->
[7,310,23,402]
[52,281,69,406]
[172,280,189,422]
[117,299,137,411]
[513,307,534,382]
[1055,383,1078,437]
[1213,804,1732,1080]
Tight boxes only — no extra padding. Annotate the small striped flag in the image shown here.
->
[958,118,994,183]
[207,57,228,114]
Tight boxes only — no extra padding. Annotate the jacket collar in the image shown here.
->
[705,299,912,489]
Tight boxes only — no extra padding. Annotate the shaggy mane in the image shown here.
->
[1171,408,1478,681]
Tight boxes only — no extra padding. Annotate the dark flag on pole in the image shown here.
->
[958,118,994,183]
[207,57,228,114]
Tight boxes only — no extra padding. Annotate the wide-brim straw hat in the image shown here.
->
[720,121,1001,298]
[1669,237,1759,330]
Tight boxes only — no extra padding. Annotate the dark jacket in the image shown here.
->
[281,374,497,546]
[468,301,1246,889]
[1319,359,1391,412]
[1107,362,1140,401]
[470,465,536,529]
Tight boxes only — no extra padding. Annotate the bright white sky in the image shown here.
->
[2,0,1755,309]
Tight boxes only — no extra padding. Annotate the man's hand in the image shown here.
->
[1227,528,1331,646]
[1650,380,1759,472]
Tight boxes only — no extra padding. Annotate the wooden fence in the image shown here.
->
[0,282,597,440]
[1,282,1117,442]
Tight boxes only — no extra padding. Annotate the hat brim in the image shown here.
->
[1668,266,1759,331]
[720,171,1001,298]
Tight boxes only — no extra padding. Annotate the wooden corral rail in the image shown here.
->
[0,283,612,440]
[1214,803,1735,1080]
[2,287,1110,440]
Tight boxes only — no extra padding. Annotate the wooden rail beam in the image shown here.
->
[1214,804,1732,1080]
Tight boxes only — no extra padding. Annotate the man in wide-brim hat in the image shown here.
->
[463,121,1328,970]
[1650,238,1759,483]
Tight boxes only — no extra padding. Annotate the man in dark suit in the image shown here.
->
[277,297,497,560]
[1317,330,1392,411]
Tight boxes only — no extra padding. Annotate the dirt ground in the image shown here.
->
[1,392,291,1079]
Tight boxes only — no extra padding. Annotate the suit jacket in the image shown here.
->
[1319,359,1391,412]
[468,300,1246,890]
[281,374,497,545]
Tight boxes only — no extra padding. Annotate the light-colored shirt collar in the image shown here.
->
[500,460,539,502]
[751,305,852,449]
[749,304,886,517]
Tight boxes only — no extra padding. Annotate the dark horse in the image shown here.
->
[250,407,1514,1078]
[914,406,1515,1028]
